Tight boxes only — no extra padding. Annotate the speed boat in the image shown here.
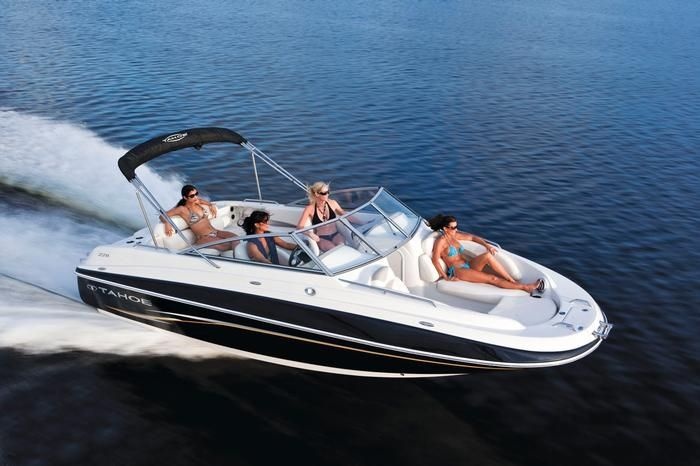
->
[76,127,612,377]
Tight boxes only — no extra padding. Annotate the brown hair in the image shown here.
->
[427,214,457,231]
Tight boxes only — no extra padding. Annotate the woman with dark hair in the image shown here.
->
[160,184,238,252]
[242,210,296,264]
[428,214,544,294]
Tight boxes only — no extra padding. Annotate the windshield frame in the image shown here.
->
[182,187,423,276]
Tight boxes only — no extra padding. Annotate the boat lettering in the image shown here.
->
[86,284,152,306]
[163,132,188,143]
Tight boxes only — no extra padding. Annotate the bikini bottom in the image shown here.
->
[197,230,219,241]
[319,231,340,242]
[446,262,470,278]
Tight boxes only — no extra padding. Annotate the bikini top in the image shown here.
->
[447,244,466,257]
[249,237,280,265]
[186,206,209,225]
[311,201,336,225]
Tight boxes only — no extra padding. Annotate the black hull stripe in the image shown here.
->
[107,306,512,371]
[101,304,503,374]
[76,270,600,368]
[82,274,490,367]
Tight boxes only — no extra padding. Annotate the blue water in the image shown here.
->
[1,0,699,464]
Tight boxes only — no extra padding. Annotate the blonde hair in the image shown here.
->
[307,181,330,203]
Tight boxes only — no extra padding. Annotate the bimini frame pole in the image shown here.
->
[135,191,158,248]
[251,150,263,200]
[130,176,219,268]
[242,141,307,192]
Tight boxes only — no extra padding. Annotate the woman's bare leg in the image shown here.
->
[197,230,238,251]
[469,253,516,282]
[317,238,336,251]
[455,268,536,292]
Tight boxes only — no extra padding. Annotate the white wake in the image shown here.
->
[0,110,233,358]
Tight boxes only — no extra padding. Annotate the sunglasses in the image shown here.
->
[444,225,458,230]
[186,192,199,199]
[317,191,330,196]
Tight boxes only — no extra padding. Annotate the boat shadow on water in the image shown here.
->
[0,348,695,466]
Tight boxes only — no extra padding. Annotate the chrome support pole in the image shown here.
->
[130,177,219,268]
[251,150,262,200]
[136,191,158,249]
[241,141,307,192]
[341,218,383,256]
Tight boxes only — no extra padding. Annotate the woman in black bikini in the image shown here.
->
[160,184,238,252]
[296,181,347,251]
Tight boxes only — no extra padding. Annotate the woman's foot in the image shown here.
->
[536,278,546,292]
[524,283,537,294]
[529,278,546,296]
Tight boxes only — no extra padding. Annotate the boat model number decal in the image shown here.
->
[85,284,153,306]
[163,132,188,143]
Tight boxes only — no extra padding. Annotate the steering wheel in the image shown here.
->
[288,247,310,267]
[288,235,320,267]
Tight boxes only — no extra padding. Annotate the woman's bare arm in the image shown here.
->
[247,242,271,264]
[431,237,450,280]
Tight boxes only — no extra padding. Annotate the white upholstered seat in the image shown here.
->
[418,232,526,303]
[152,215,222,256]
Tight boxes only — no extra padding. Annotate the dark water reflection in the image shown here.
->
[1,0,699,464]
[1,350,695,466]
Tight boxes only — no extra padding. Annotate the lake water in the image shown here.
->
[1,0,699,464]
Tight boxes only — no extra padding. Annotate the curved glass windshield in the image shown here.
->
[185,187,421,276]
[290,188,421,275]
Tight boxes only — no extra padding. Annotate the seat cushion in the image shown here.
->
[418,254,441,282]
[437,280,528,304]
[370,265,409,293]
[489,296,557,325]
[420,232,522,281]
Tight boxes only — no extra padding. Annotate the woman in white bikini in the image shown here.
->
[160,184,238,252]
[428,214,544,294]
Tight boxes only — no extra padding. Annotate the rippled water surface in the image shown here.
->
[1,0,699,465]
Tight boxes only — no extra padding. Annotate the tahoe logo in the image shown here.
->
[86,284,153,306]
[163,132,188,143]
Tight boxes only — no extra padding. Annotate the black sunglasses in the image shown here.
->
[444,225,458,230]
[186,192,199,199]
[317,191,330,195]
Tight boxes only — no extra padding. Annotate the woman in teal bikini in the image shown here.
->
[428,214,543,294]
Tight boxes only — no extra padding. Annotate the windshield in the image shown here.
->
[184,187,421,276]
[290,188,421,275]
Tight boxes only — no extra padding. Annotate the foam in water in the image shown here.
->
[0,110,183,295]
[0,277,234,358]
[0,111,231,358]
[0,109,182,228]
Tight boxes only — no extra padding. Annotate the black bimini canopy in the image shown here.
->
[117,127,247,181]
